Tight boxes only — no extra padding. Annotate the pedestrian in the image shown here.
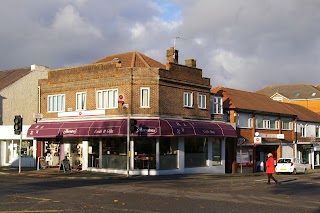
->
[266,153,278,185]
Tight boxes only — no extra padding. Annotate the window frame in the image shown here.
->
[212,96,223,114]
[140,87,150,108]
[282,118,293,130]
[263,120,271,129]
[300,124,307,137]
[316,126,320,138]
[183,92,193,108]
[237,113,253,128]
[47,94,65,112]
[76,92,87,111]
[96,89,118,109]
[198,93,206,109]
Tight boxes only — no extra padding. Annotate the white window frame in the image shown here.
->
[198,93,206,109]
[237,113,252,128]
[48,94,65,112]
[96,89,118,109]
[263,120,271,129]
[248,118,252,128]
[300,124,307,137]
[212,96,223,114]
[316,126,320,138]
[282,119,293,130]
[183,92,193,107]
[76,92,86,111]
[140,87,150,108]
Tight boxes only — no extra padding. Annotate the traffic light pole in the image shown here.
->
[127,116,130,177]
[19,132,22,173]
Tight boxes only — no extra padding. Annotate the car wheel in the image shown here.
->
[292,169,297,175]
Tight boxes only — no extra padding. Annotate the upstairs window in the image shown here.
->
[237,113,252,128]
[183,92,193,107]
[48,94,65,112]
[263,120,271,129]
[140,87,150,108]
[76,92,86,111]
[300,124,307,137]
[256,115,278,129]
[198,94,206,109]
[282,118,293,130]
[315,126,320,138]
[212,96,223,114]
[96,89,118,109]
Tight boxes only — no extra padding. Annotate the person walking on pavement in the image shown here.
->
[266,153,278,185]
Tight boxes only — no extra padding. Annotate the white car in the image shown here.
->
[275,158,307,174]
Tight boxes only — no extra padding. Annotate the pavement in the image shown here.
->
[0,166,319,180]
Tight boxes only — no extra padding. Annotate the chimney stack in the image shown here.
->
[185,59,196,68]
[31,64,49,71]
[166,47,179,64]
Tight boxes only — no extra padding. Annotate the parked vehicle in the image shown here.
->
[275,158,307,174]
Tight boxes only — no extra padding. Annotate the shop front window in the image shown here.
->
[134,138,156,169]
[4,140,34,165]
[101,138,127,170]
[44,141,60,167]
[298,145,311,164]
[185,137,208,168]
[159,138,178,170]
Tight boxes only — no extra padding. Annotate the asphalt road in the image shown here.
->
[0,171,319,213]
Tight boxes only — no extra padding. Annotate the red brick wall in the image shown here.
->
[39,62,211,120]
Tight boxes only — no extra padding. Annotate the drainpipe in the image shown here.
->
[294,119,298,159]
[38,86,40,113]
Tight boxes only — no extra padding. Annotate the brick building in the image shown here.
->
[28,48,236,175]
[211,86,320,173]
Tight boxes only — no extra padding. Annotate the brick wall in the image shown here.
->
[40,61,212,120]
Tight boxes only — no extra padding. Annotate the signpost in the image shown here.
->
[237,138,245,174]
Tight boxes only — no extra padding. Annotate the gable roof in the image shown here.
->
[282,102,320,123]
[256,84,320,99]
[211,87,293,115]
[212,86,320,122]
[0,67,31,91]
[92,51,166,69]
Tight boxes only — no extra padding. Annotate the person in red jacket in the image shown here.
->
[266,153,278,185]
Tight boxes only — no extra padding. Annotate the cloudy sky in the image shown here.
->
[1,0,319,91]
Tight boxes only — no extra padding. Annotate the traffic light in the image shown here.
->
[14,115,23,135]
[130,119,138,133]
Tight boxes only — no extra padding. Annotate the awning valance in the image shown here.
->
[27,118,237,138]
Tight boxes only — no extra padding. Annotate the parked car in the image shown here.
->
[275,158,307,174]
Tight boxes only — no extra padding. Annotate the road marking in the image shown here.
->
[24,196,52,201]
[254,179,266,182]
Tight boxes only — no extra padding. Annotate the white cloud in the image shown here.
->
[52,4,102,38]
[130,23,146,40]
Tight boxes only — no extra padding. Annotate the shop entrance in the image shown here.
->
[134,138,156,169]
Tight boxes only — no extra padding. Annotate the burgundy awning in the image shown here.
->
[27,118,236,138]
